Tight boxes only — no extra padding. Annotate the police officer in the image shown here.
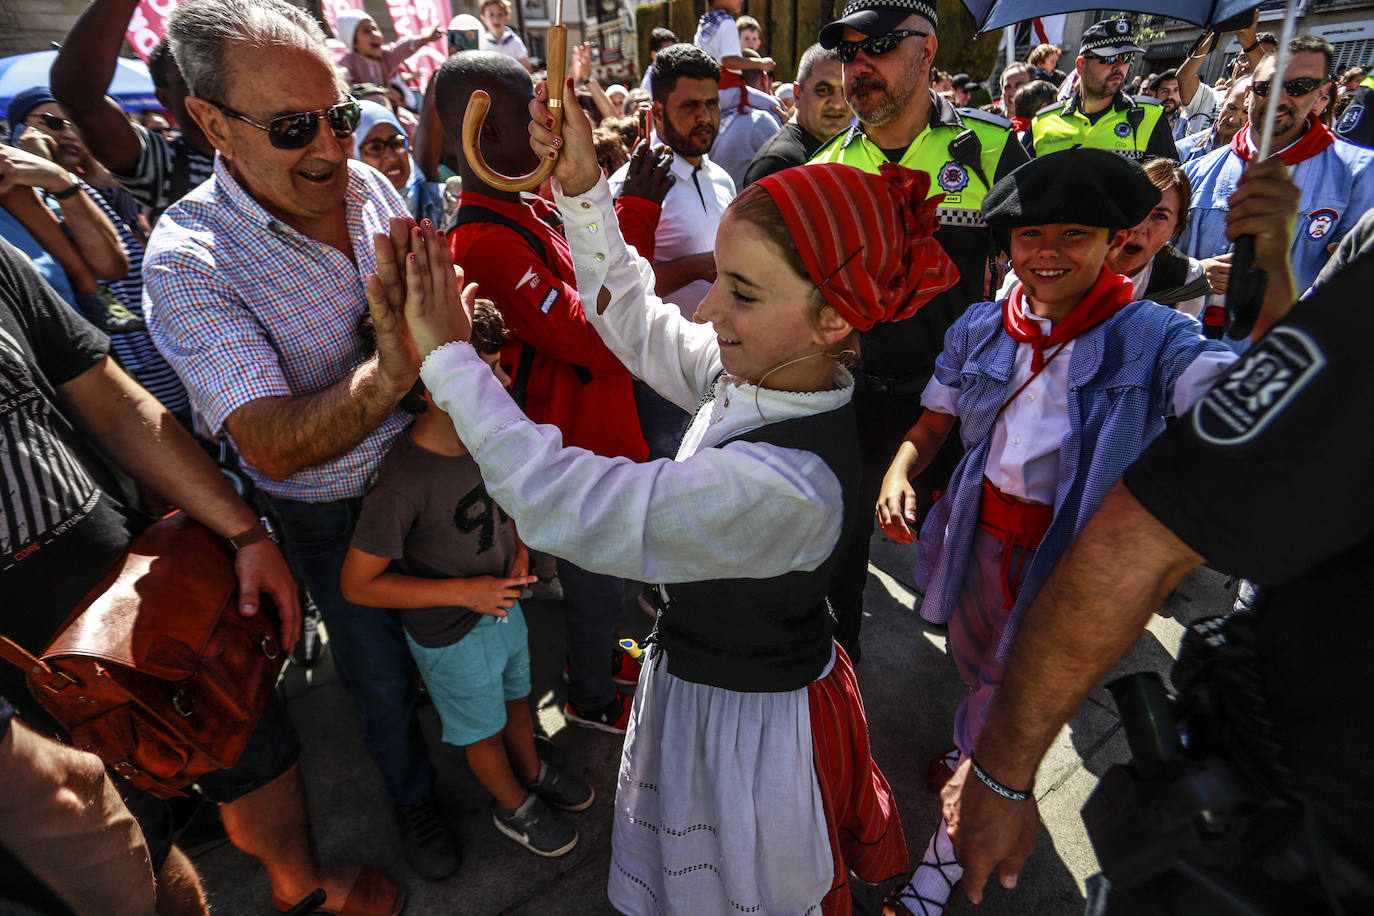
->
[1335,71,1374,148]
[945,159,1374,912]
[1027,18,1179,161]
[812,0,1028,661]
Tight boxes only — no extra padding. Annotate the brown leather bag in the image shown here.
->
[0,512,287,798]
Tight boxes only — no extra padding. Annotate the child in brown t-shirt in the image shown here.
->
[341,302,593,859]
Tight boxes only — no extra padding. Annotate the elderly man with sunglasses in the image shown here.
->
[810,0,1028,663]
[142,0,463,891]
[1026,19,1179,162]
[1181,34,1374,336]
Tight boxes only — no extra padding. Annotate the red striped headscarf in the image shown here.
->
[749,163,960,332]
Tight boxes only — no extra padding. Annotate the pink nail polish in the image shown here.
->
[549,150,558,159]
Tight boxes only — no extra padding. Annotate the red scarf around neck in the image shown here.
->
[1004,265,1135,371]
[1010,115,1031,133]
[1230,112,1335,166]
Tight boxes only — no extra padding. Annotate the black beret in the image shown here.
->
[982,148,1162,248]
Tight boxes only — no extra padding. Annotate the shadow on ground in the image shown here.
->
[191,527,1237,915]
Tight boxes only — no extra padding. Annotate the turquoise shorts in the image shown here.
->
[405,603,531,746]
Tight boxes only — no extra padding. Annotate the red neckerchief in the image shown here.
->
[1230,113,1335,166]
[1010,116,1031,133]
[1004,265,1135,371]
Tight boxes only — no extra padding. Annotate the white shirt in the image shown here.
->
[711,108,781,188]
[1184,81,1220,135]
[922,286,1234,505]
[609,151,735,316]
[479,27,527,61]
[419,175,847,584]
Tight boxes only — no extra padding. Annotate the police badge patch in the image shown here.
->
[1339,104,1364,133]
[937,161,969,193]
[1193,327,1326,446]
[1114,121,1132,138]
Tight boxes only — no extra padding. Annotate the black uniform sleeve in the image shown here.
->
[743,148,794,187]
[0,238,108,386]
[1144,112,1180,161]
[1335,86,1374,148]
[1021,124,1038,158]
[1124,250,1374,586]
[994,129,1031,179]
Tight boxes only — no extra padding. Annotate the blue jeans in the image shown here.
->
[269,496,432,805]
[632,379,692,461]
[557,558,623,710]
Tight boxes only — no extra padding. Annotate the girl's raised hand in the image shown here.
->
[529,77,601,197]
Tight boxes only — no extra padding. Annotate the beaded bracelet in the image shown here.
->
[971,757,1032,802]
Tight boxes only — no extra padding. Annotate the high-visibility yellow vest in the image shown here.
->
[1029,93,1165,160]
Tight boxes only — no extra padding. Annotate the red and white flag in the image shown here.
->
[320,0,366,39]
[125,0,180,61]
[384,0,453,89]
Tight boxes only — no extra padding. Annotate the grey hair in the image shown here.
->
[168,0,329,101]
[796,44,839,85]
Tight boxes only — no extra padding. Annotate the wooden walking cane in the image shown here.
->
[461,0,567,191]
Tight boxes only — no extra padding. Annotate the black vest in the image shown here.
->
[647,401,860,692]
[1143,244,1208,305]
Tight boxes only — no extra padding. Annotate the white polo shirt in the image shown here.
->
[480,27,528,61]
[610,150,735,315]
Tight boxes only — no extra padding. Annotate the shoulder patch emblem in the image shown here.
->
[1306,207,1339,241]
[1114,121,1133,138]
[1338,103,1364,133]
[1192,327,1326,446]
[937,161,970,192]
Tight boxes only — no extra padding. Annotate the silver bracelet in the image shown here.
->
[971,757,1032,802]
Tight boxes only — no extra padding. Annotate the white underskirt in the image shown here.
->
[606,648,836,915]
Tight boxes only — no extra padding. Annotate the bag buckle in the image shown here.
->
[172,683,195,718]
[112,760,140,780]
[36,667,80,693]
[260,635,279,660]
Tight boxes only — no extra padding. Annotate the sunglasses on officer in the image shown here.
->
[1252,76,1328,98]
[835,29,928,64]
[208,98,361,150]
[1082,51,1135,66]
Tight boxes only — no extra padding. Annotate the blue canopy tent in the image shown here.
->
[0,50,160,120]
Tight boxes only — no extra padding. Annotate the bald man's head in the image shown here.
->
[435,51,539,181]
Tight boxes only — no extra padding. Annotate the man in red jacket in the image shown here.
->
[436,52,648,733]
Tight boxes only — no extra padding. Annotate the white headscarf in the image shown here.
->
[335,11,373,53]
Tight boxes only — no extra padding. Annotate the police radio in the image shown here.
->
[1125,105,1146,150]
[947,129,990,188]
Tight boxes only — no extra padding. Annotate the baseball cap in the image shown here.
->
[819,0,938,50]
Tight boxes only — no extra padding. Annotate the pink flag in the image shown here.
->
[383,0,453,89]
[320,0,366,39]
[125,0,180,61]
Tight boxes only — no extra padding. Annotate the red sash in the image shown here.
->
[977,477,1054,610]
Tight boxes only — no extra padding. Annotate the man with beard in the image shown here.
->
[611,44,733,319]
[609,43,734,458]
[1027,19,1178,161]
[811,0,1028,661]
[1182,36,1374,313]
[1150,70,1189,140]
[742,43,852,185]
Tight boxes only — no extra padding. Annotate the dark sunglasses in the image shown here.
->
[835,29,927,64]
[1082,51,1135,66]
[359,135,409,158]
[1252,76,1327,98]
[209,98,361,149]
[28,112,76,133]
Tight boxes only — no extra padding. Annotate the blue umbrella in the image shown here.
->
[0,50,160,118]
[963,0,1265,33]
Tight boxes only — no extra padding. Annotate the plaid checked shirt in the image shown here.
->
[144,157,410,501]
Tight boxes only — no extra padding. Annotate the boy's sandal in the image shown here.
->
[881,877,961,916]
[273,867,406,916]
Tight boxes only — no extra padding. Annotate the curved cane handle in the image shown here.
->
[462,24,567,192]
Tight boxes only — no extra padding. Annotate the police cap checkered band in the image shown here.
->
[836,0,937,26]
[1079,18,1143,56]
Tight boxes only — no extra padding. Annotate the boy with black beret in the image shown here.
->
[875,148,1246,914]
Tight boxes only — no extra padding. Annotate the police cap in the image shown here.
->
[982,148,1162,247]
[1079,18,1144,57]
[819,0,938,49]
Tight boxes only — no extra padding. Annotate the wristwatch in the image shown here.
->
[228,520,272,551]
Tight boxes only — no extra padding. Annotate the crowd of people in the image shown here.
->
[1,0,1371,914]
